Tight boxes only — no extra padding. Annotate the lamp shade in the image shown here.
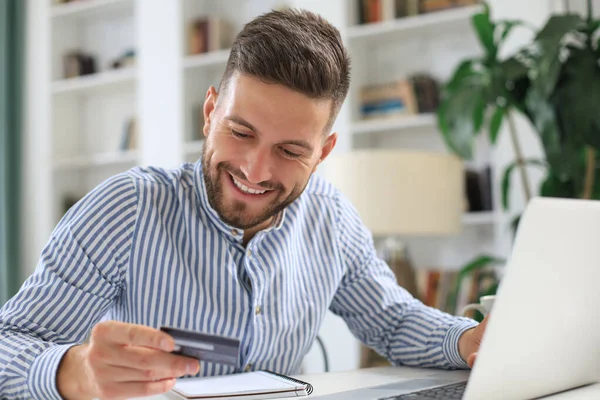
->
[321,150,464,236]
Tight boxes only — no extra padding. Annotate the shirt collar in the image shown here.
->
[193,160,286,242]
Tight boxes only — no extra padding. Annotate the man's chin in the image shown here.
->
[216,203,272,230]
[220,213,271,230]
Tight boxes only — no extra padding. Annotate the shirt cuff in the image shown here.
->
[443,319,478,369]
[28,343,78,400]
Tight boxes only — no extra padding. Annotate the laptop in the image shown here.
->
[317,197,600,399]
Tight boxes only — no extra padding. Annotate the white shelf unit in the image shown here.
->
[51,0,134,19]
[346,4,481,39]
[26,0,516,378]
[51,67,136,95]
[46,0,139,228]
[351,113,436,135]
[462,211,497,226]
[183,49,231,70]
[345,2,499,271]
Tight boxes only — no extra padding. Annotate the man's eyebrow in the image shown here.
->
[225,115,259,133]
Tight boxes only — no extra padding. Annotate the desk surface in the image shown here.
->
[144,366,600,400]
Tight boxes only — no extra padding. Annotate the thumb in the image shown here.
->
[467,352,477,369]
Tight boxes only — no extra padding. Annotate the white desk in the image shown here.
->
[145,366,600,399]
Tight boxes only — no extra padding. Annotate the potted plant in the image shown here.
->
[437,0,600,318]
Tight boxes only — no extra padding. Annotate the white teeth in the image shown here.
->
[232,176,267,195]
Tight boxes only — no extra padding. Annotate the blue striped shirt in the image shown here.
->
[0,161,476,399]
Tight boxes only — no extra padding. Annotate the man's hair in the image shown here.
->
[218,8,351,130]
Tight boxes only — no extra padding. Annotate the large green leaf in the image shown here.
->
[501,159,547,210]
[445,60,478,93]
[472,12,497,59]
[438,85,487,160]
[525,88,563,172]
[540,173,576,198]
[489,106,504,144]
[536,14,583,43]
[500,56,528,82]
[531,38,563,98]
[551,47,600,150]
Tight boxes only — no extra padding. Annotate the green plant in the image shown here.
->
[438,1,600,316]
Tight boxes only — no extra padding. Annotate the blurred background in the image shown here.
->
[1,0,599,375]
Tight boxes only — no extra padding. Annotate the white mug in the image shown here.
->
[461,295,496,317]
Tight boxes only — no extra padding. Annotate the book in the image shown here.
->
[360,80,418,120]
[170,370,313,399]
[188,17,234,55]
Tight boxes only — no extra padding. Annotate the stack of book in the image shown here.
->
[359,75,440,120]
[356,0,479,24]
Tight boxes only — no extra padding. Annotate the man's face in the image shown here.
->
[201,72,337,230]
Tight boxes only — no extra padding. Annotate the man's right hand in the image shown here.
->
[57,321,200,400]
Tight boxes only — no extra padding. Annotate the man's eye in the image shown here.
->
[281,148,301,159]
[231,129,250,139]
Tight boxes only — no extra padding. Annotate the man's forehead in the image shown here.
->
[222,73,332,138]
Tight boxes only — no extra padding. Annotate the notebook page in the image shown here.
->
[173,371,300,397]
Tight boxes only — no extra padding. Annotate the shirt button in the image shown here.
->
[247,249,252,257]
[245,364,253,372]
[231,229,239,236]
[255,305,262,315]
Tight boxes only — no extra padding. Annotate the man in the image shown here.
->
[0,8,486,400]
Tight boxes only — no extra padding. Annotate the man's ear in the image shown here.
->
[202,86,219,138]
[315,132,338,170]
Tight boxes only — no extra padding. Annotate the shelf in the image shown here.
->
[52,68,136,95]
[53,150,138,170]
[51,0,134,19]
[183,49,230,70]
[347,5,481,40]
[184,140,205,155]
[351,114,437,135]
[462,211,496,226]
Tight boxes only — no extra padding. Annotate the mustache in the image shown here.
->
[218,162,283,191]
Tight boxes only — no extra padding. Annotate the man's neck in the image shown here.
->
[242,217,273,246]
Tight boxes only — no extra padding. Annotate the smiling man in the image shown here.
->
[0,8,485,400]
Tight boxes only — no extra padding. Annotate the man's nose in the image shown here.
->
[240,147,273,184]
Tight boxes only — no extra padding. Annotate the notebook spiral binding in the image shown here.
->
[265,370,314,395]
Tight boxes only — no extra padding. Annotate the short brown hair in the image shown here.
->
[218,8,351,130]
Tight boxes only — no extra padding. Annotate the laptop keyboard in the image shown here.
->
[379,381,467,399]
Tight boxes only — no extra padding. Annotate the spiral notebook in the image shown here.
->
[170,370,314,399]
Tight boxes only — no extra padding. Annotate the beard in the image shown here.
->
[201,142,306,230]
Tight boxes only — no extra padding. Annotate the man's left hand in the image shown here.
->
[458,316,489,368]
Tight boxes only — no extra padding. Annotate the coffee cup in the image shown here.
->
[461,295,495,317]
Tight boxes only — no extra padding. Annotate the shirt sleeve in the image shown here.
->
[329,192,477,370]
[0,172,139,400]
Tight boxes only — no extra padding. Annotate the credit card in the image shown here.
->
[160,326,241,367]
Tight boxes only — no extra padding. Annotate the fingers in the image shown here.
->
[91,321,175,351]
[95,378,177,400]
[94,363,184,384]
[467,352,477,369]
[88,345,199,377]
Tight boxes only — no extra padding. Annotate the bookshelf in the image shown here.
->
[183,49,231,70]
[50,0,134,19]
[346,4,481,39]
[351,113,436,135]
[26,0,517,378]
[462,211,497,226]
[51,67,136,95]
